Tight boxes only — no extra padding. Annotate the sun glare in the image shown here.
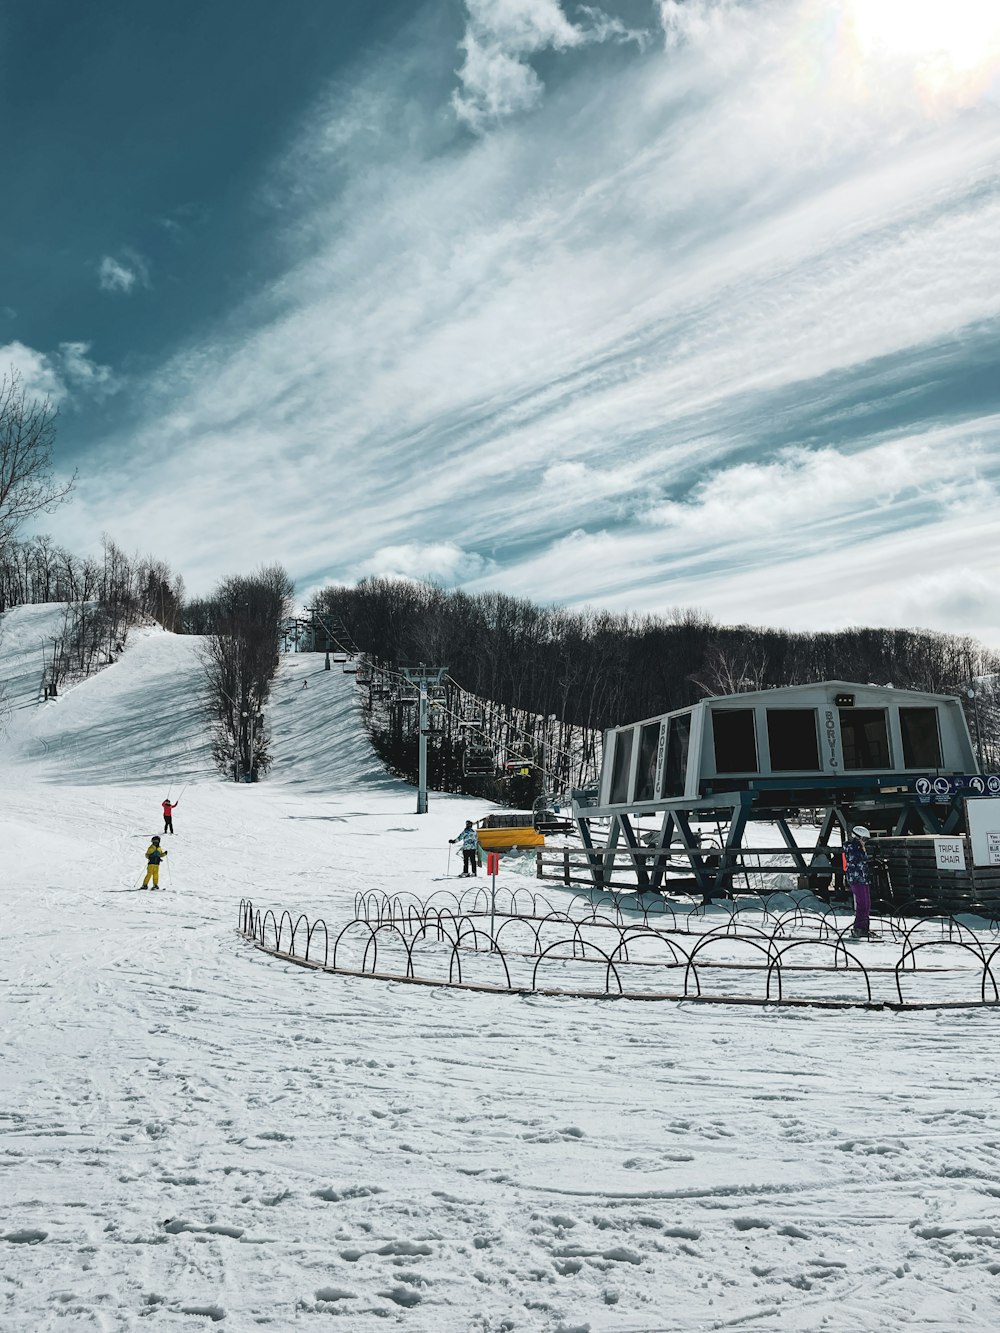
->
[845,0,1000,103]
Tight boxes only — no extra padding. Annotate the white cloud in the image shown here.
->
[468,477,1000,647]
[98,251,150,294]
[452,0,641,128]
[352,542,494,585]
[0,340,118,405]
[453,33,547,126]
[59,342,119,396]
[0,341,69,402]
[644,435,994,545]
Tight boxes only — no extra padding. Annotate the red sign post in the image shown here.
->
[487,853,500,948]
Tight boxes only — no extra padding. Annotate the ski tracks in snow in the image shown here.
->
[2,637,1000,1327]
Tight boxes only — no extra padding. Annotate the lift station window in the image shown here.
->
[900,707,942,769]
[839,708,891,769]
[661,713,691,798]
[610,728,634,804]
[635,722,661,801]
[712,709,757,774]
[767,709,820,771]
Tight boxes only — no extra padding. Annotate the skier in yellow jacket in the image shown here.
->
[142,835,168,889]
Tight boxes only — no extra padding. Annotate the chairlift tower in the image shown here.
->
[401,664,448,814]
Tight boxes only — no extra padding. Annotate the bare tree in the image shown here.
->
[202,564,294,780]
[0,369,76,552]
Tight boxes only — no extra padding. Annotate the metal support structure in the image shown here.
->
[617,814,650,893]
[400,664,448,815]
[573,781,977,900]
[774,817,810,877]
[648,811,676,893]
[602,815,622,889]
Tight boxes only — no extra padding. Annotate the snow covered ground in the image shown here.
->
[2,605,1000,1331]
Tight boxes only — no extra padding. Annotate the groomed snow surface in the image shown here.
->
[2,605,999,1332]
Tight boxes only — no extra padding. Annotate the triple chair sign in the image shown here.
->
[929,791,1000,872]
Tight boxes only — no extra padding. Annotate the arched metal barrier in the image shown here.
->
[236,894,1000,1010]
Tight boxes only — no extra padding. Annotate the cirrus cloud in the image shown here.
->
[42,0,1000,650]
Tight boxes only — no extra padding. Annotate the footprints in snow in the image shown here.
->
[3,1227,48,1244]
[522,1124,586,1144]
[312,1183,384,1203]
[163,1217,245,1239]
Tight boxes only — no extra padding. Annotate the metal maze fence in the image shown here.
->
[237,887,1000,1010]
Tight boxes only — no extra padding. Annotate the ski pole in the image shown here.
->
[447,844,452,876]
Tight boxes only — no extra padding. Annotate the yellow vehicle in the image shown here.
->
[475,812,545,851]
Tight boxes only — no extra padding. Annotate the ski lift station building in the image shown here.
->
[567,681,981,902]
[594,681,976,812]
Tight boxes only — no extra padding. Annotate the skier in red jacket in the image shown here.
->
[162,798,178,834]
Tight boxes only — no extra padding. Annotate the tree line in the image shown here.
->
[2,533,187,696]
[315,578,1000,779]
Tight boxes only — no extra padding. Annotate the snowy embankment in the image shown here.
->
[2,605,1000,1331]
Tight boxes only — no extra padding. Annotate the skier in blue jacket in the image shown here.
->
[450,821,480,877]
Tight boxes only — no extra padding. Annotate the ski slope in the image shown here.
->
[0,604,214,785]
[2,605,1000,1331]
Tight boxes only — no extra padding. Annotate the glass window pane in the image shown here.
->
[900,707,942,768]
[635,722,661,801]
[661,713,691,797]
[767,709,820,771]
[610,729,634,804]
[712,709,757,774]
[839,708,891,769]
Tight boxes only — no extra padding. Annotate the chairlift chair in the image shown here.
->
[463,743,495,776]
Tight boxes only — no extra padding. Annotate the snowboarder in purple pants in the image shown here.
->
[844,825,872,937]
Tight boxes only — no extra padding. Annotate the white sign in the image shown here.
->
[966,798,1000,867]
[934,838,966,872]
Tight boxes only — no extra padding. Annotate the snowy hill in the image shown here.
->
[2,604,1000,1331]
[266,653,402,794]
[0,604,214,783]
[0,603,397,792]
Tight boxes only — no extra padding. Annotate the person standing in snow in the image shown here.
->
[142,835,168,889]
[450,820,480,877]
[844,825,873,938]
[162,797,178,834]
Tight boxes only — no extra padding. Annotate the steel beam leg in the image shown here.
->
[649,812,676,893]
[618,814,650,893]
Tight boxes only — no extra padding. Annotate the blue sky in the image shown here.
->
[4,0,1000,645]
